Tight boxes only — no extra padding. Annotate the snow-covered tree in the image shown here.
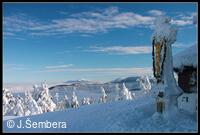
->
[63,95,71,109]
[99,87,107,103]
[13,98,24,116]
[71,90,79,108]
[137,76,152,94]
[81,97,91,105]
[34,82,56,113]
[3,88,16,116]
[53,92,61,111]
[114,84,120,101]
[55,94,70,111]
[54,93,60,103]
[32,84,41,101]
[24,92,42,115]
[88,97,94,104]
[119,83,133,100]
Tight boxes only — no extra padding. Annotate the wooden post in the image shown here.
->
[156,91,165,114]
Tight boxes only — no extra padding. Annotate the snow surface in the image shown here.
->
[3,94,197,132]
[173,44,197,70]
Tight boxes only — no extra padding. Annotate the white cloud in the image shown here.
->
[88,46,152,55]
[34,67,153,76]
[171,12,197,26]
[3,7,155,36]
[148,10,165,16]
[45,64,73,69]
[171,19,193,26]
[3,7,196,37]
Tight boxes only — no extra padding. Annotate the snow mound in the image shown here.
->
[173,44,197,70]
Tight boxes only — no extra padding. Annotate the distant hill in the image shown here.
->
[110,76,140,83]
[49,76,142,93]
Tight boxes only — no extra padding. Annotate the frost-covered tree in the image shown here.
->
[3,88,16,116]
[99,87,107,103]
[63,95,71,109]
[32,84,41,101]
[3,89,9,115]
[13,98,24,116]
[33,82,56,113]
[54,93,60,103]
[137,76,152,94]
[24,92,42,115]
[81,97,91,105]
[114,84,120,101]
[119,83,133,100]
[55,94,70,111]
[53,92,61,111]
[88,97,94,104]
[71,90,79,108]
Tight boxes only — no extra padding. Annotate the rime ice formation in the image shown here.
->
[114,84,120,101]
[3,88,16,116]
[71,90,79,108]
[137,76,152,94]
[82,97,91,105]
[119,83,133,100]
[34,82,56,113]
[99,87,107,103]
[152,16,182,96]
[152,16,183,116]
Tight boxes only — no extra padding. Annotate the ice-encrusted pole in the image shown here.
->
[152,16,182,117]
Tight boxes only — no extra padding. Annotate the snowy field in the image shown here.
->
[3,93,197,133]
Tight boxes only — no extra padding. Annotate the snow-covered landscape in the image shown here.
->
[3,73,197,132]
[3,3,197,133]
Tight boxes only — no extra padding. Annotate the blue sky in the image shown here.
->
[3,3,197,84]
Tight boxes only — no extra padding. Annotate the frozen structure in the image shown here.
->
[119,83,133,100]
[173,45,197,114]
[71,90,79,108]
[173,44,197,93]
[99,87,107,103]
[152,16,182,116]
